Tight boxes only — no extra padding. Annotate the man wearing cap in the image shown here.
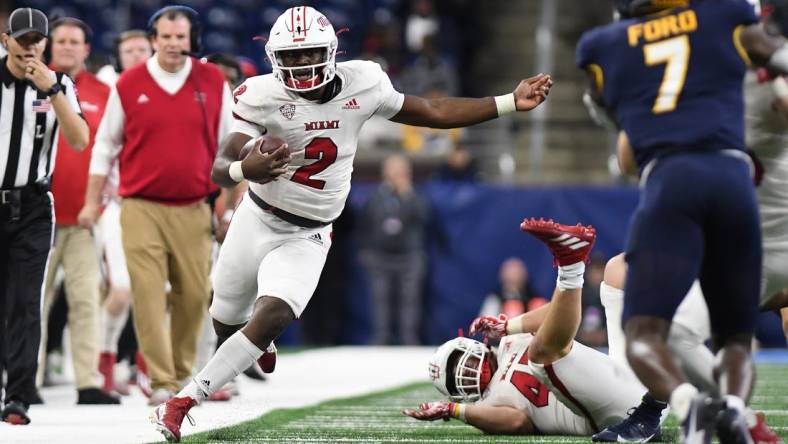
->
[0,7,89,425]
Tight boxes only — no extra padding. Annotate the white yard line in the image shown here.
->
[0,347,434,444]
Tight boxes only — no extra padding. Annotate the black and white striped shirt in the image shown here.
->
[0,56,82,189]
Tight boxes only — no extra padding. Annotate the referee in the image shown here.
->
[0,8,88,425]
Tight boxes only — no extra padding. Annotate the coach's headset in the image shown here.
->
[147,6,215,198]
[147,5,202,56]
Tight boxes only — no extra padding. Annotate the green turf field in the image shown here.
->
[177,364,787,443]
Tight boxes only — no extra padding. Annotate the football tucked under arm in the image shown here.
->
[238,135,287,159]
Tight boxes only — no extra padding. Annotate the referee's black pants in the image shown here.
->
[0,186,53,406]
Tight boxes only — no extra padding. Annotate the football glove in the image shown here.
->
[402,401,458,421]
[469,313,509,339]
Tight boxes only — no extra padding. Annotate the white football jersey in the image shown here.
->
[230,60,404,222]
[476,334,594,436]
[744,71,788,300]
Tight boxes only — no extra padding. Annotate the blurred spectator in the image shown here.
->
[360,12,404,81]
[93,29,152,398]
[478,258,547,320]
[96,30,152,87]
[400,35,458,96]
[360,155,430,345]
[205,52,243,89]
[405,0,439,53]
[401,89,463,155]
[578,254,608,347]
[79,8,232,406]
[42,17,118,405]
[435,143,479,182]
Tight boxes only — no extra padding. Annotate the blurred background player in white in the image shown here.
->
[82,28,153,398]
[746,0,788,315]
[403,220,660,439]
[151,5,553,442]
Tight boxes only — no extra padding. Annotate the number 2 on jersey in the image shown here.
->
[291,137,338,190]
[509,351,549,407]
[644,35,690,114]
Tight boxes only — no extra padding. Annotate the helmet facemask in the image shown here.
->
[268,44,337,92]
[448,346,493,402]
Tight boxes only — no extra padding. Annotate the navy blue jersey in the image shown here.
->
[577,0,758,167]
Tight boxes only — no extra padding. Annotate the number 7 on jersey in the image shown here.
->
[644,35,691,114]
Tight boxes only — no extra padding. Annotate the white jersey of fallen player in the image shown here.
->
[744,71,788,300]
[231,60,404,222]
[476,334,595,436]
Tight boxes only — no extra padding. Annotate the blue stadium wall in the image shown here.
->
[278,182,787,348]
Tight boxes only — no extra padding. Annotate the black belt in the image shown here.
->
[247,189,331,228]
[0,181,50,221]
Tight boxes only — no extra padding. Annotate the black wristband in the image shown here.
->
[44,83,62,97]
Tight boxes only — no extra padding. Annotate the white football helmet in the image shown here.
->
[265,6,338,92]
[428,337,493,402]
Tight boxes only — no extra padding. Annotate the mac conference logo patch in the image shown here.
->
[279,103,296,120]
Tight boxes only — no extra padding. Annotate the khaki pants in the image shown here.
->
[121,198,212,392]
[41,225,101,390]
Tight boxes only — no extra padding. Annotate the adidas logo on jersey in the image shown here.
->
[342,98,360,110]
[137,94,150,104]
[307,232,324,245]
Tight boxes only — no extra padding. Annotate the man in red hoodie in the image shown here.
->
[44,17,119,405]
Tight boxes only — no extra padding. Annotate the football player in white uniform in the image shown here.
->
[150,6,553,442]
[403,219,663,439]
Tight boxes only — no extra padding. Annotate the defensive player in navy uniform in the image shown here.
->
[577,1,788,443]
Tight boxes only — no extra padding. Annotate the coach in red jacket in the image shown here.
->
[79,7,232,404]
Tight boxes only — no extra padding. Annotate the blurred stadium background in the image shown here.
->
[2,0,784,347]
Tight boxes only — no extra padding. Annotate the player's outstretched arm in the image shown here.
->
[391,74,552,129]
[402,401,535,435]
